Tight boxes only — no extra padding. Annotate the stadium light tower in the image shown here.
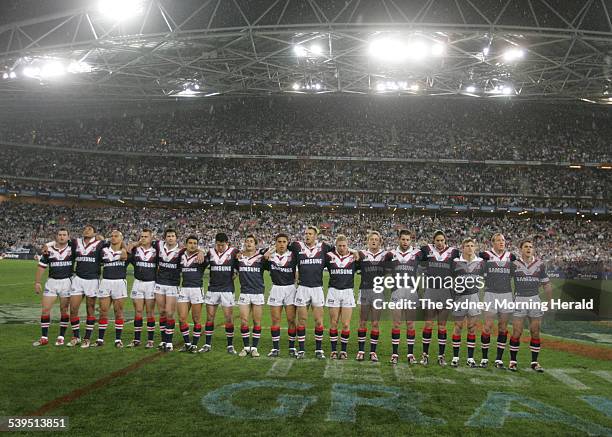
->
[98,0,145,21]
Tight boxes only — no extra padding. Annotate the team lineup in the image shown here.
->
[33,224,553,373]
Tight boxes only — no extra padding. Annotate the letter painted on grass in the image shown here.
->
[326,383,445,424]
[466,392,612,436]
[202,380,317,419]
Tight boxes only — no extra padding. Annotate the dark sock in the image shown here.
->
[84,316,96,340]
[406,329,416,355]
[165,319,175,345]
[252,326,261,348]
[59,313,69,338]
[241,324,250,348]
[134,316,143,342]
[98,318,108,341]
[370,329,379,353]
[205,322,214,346]
[192,323,202,345]
[422,327,432,354]
[297,326,306,352]
[71,317,80,338]
[481,333,490,360]
[438,328,447,356]
[314,326,324,351]
[357,328,367,352]
[496,330,508,361]
[340,330,350,352]
[271,325,280,350]
[159,316,167,343]
[330,329,338,352]
[181,323,191,345]
[509,336,520,362]
[467,333,476,359]
[391,329,400,355]
[288,328,296,350]
[530,338,540,362]
[40,315,50,338]
[146,317,155,341]
[225,323,234,347]
[452,334,461,358]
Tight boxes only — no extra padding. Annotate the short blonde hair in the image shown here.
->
[461,238,475,247]
[367,231,382,241]
[335,234,348,243]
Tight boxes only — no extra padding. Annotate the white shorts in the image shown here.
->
[325,288,356,308]
[238,293,265,306]
[204,291,235,307]
[131,279,155,300]
[513,295,544,319]
[391,287,420,305]
[43,278,72,298]
[357,289,382,306]
[267,284,296,307]
[484,291,515,315]
[98,279,128,299]
[453,293,482,318]
[178,287,205,304]
[70,276,99,297]
[294,285,325,307]
[154,283,179,297]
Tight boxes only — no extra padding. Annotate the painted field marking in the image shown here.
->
[324,360,383,382]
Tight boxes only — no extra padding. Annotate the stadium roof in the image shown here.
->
[0,0,611,112]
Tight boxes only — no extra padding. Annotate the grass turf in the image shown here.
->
[1,259,611,436]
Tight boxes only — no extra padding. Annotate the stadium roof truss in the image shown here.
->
[0,0,611,109]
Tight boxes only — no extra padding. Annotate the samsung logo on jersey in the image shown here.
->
[330,269,352,275]
[516,276,539,282]
[271,265,293,273]
[211,265,232,272]
[76,256,96,263]
[136,262,156,268]
[159,262,178,269]
[240,266,260,273]
[395,265,416,272]
[105,261,124,267]
[182,267,199,272]
[50,261,72,267]
[300,259,323,265]
[429,261,450,268]
[489,267,510,274]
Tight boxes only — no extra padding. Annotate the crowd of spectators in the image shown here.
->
[1,201,609,274]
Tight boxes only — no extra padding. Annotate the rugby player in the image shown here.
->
[66,225,106,348]
[450,238,485,368]
[237,235,265,357]
[479,233,516,368]
[201,233,239,354]
[177,235,207,353]
[93,230,128,348]
[388,230,422,365]
[325,235,358,360]
[290,226,334,359]
[419,230,460,366]
[263,233,298,358]
[508,238,552,372]
[127,229,158,348]
[33,228,73,346]
[153,228,184,352]
[356,231,389,362]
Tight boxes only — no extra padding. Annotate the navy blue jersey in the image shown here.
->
[451,255,486,295]
[207,247,239,293]
[238,252,265,294]
[419,244,460,289]
[512,257,549,297]
[479,250,516,294]
[265,250,297,286]
[155,241,184,286]
[180,251,207,288]
[358,249,391,290]
[387,247,422,290]
[129,245,158,282]
[325,251,357,290]
[101,246,128,280]
[290,241,333,288]
[72,238,105,280]
[39,243,73,279]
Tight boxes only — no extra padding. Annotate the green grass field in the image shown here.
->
[1,260,611,436]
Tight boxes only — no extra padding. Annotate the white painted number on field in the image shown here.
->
[324,360,383,382]
[393,363,456,385]
[547,369,590,391]
[266,359,294,377]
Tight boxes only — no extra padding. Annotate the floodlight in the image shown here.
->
[99,0,144,21]
[293,45,307,57]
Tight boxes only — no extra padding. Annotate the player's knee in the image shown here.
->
[342,321,350,331]
[371,320,379,329]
